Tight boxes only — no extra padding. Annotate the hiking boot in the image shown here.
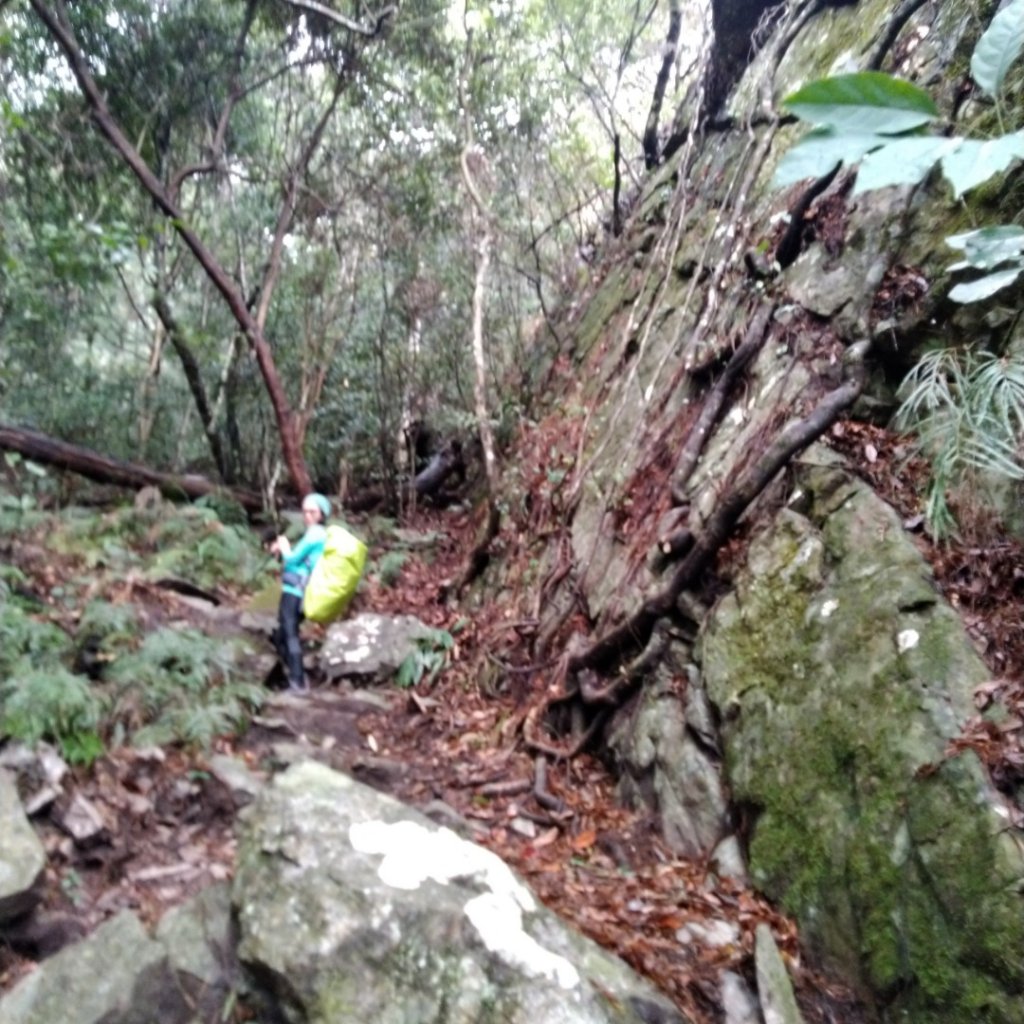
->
[288,677,309,693]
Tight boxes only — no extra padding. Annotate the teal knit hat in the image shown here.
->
[303,493,331,519]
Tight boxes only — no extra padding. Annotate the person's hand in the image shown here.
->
[272,535,291,558]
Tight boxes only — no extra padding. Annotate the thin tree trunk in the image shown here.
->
[461,147,498,491]
[152,295,231,483]
[642,0,682,169]
[30,0,312,496]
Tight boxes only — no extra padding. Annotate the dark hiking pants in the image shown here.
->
[273,591,306,689]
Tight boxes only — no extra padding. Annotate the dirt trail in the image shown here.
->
[4,468,1023,1022]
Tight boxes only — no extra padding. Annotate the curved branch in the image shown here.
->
[167,0,258,203]
[279,0,396,36]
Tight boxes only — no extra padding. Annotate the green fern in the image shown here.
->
[0,603,72,677]
[395,627,455,688]
[0,664,106,764]
[895,347,1024,536]
[107,627,263,749]
[77,600,141,647]
[376,550,409,588]
[149,518,269,589]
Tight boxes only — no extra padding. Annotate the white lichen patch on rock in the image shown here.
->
[897,629,920,653]
[340,643,372,662]
[350,819,581,990]
[465,892,580,989]
[820,599,839,619]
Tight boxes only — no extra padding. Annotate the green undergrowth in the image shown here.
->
[0,493,273,762]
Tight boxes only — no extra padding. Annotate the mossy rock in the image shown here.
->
[699,465,1024,1022]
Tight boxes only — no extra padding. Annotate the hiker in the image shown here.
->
[269,493,330,691]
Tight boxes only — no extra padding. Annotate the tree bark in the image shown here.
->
[642,0,682,169]
[29,0,312,496]
[152,295,231,483]
[0,424,263,512]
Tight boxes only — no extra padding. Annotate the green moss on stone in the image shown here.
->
[701,483,1024,1022]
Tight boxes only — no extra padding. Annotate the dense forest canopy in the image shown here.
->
[0,0,707,504]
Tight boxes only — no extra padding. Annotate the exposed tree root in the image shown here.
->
[670,302,777,505]
[651,528,694,574]
[533,756,571,816]
[773,165,840,270]
[867,0,930,71]
[450,501,501,597]
[522,699,609,763]
[569,345,870,677]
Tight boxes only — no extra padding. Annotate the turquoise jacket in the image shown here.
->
[281,523,327,598]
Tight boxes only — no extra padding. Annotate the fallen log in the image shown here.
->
[0,423,263,513]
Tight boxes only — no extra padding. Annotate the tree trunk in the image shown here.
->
[0,424,263,513]
[29,0,312,497]
[642,0,682,169]
[152,294,232,483]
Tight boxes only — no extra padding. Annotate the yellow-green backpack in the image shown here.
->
[303,524,367,623]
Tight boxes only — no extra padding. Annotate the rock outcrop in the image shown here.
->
[502,0,1024,1020]
[234,761,690,1024]
[700,459,1024,1021]
[0,762,694,1024]
[0,769,45,925]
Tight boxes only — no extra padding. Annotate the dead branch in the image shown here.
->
[0,423,263,512]
[477,778,531,798]
[277,0,396,36]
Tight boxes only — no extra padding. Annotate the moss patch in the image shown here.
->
[700,477,1024,1022]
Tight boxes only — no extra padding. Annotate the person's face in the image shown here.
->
[302,503,321,523]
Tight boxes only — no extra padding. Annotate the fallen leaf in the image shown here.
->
[572,829,597,851]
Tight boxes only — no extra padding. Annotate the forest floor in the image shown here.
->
[2,423,1024,1024]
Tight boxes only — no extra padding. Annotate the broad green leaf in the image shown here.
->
[853,137,956,193]
[782,72,938,135]
[948,267,1023,303]
[946,225,1024,269]
[941,132,1024,197]
[971,0,1024,98]
[773,129,885,186]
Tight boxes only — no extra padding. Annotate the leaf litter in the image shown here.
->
[5,441,1024,1023]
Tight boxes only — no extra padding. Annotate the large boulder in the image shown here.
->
[233,760,691,1024]
[319,612,435,683]
[0,768,45,924]
[0,911,188,1024]
[0,887,238,1024]
[699,458,1024,1023]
